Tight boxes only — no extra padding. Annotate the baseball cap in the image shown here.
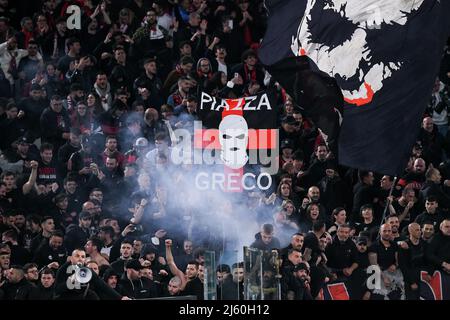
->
[125,259,143,271]
[293,262,309,273]
[356,236,368,245]
[280,139,293,150]
[16,136,32,145]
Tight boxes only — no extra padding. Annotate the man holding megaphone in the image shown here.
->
[54,248,130,300]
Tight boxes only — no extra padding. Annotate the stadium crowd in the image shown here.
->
[0,0,450,300]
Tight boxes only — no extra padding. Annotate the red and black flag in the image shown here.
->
[260,0,450,175]
[194,91,279,192]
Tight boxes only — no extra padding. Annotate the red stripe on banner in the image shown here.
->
[194,129,277,149]
[326,283,350,300]
[223,166,243,192]
[421,271,443,300]
[222,98,244,118]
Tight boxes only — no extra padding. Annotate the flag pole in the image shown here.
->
[380,176,398,228]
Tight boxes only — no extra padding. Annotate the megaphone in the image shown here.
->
[74,265,93,284]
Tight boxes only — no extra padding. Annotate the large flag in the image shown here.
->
[260,0,450,175]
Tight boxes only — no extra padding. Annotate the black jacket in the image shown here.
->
[3,278,35,300]
[33,242,68,268]
[425,232,450,270]
[119,276,159,299]
[55,261,122,300]
[398,238,431,285]
[28,284,56,300]
[325,236,358,275]
[39,107,71,150]
[250,232,281,251]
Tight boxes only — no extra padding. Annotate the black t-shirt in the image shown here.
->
[353,219,379,240]
[183,277,204,300]
[369,239,398,271]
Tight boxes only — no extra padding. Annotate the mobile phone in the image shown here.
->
[228,19,233,30]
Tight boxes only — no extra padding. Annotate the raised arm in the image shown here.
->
[22,161,38,194]
[165,239,187,290]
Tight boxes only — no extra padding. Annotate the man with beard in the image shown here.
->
[280,233,305,264]
[303,144,337,188]
[55,248,127,300]
[281,262,313,300]
[92,156,124,210]
[119,259,159,299]
[33,230,67,269]
[134,58,164,110]
[391,188,421,230]
[132,8,169,63]
[421,221,435,242]
[93,71,113,112]
[325,224,358,281]
[4,136,39,173]
[63,83,85,112]
[386,215,405,242]
[398,158,427,192]
[167,75,192,108]
[174,239,194,273]
[368,224,404,300]
[2,265,35,300]
[101,136,125,169]
[36,143,58,186]
[17,40,44,86]
[165,239,203,299]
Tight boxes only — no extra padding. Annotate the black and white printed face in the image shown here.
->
[290,0,425,106]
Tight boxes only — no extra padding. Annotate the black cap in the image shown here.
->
[16,136,32,145]
[280,139,293,150]
[356,236,368,245]
[281,115,297,125]
[125,259,143,271]
[293,262,309,272]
